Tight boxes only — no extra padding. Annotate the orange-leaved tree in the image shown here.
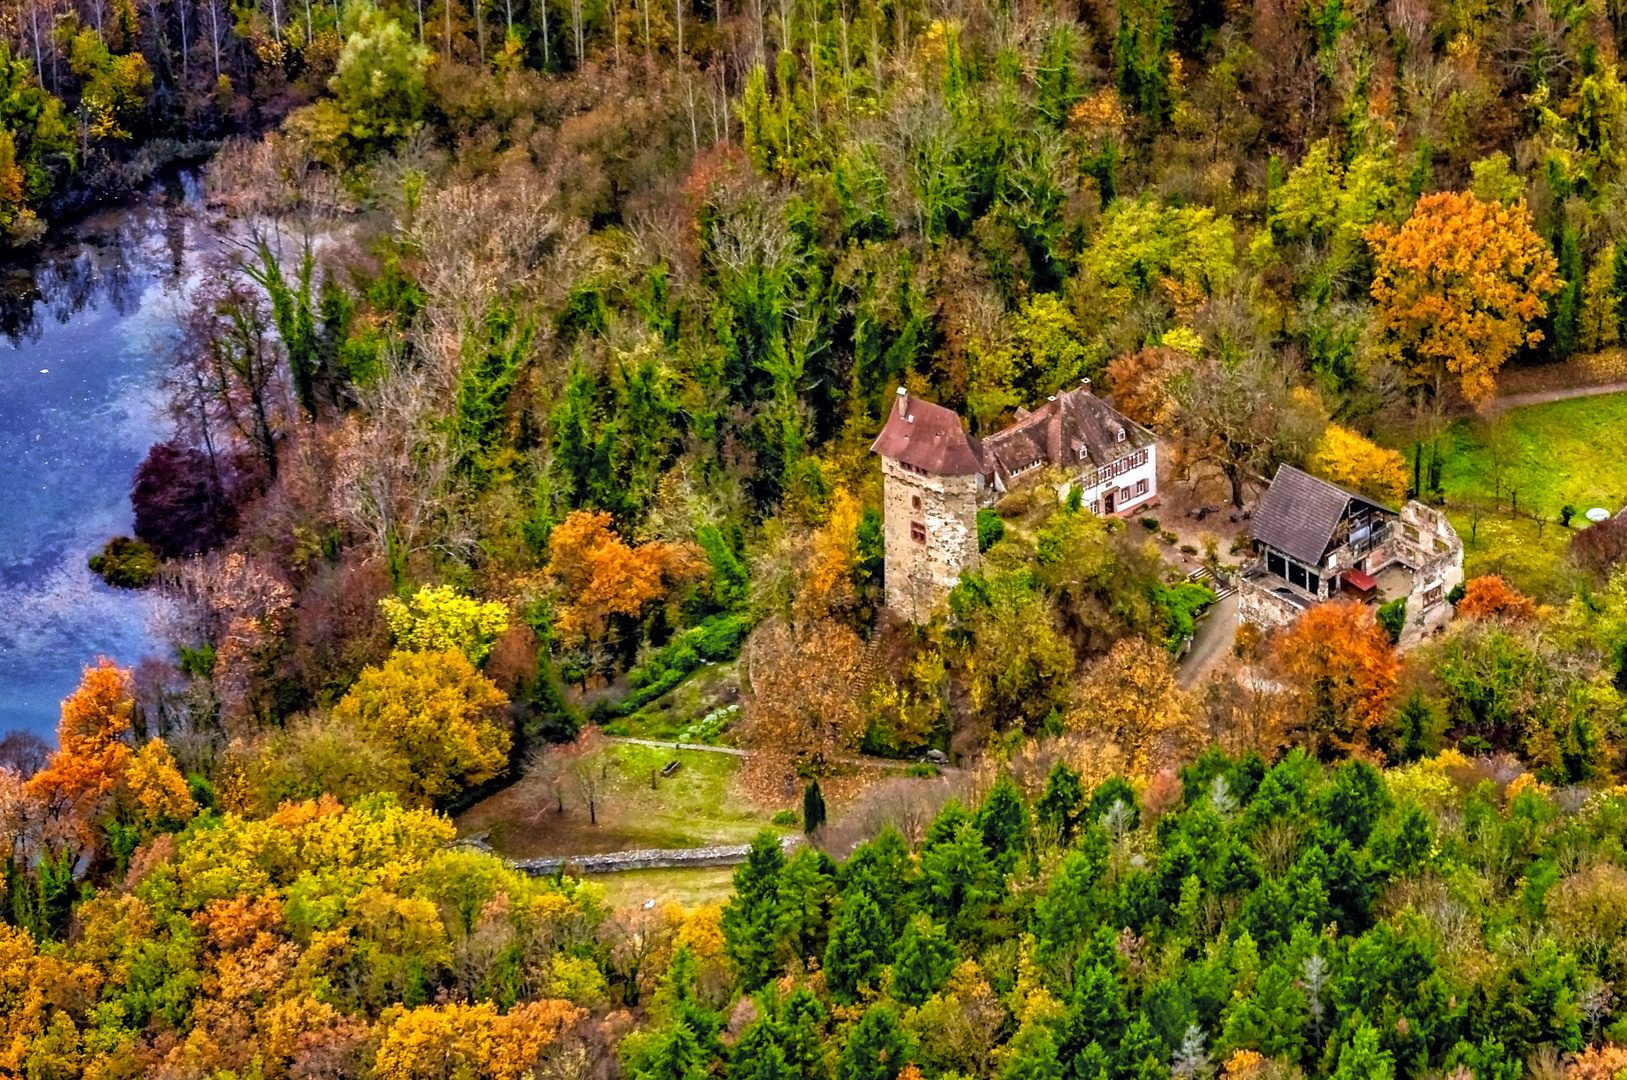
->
[26,659,134,847]
[545,510,700,647]
[332,650,511,805]
[1366,191,1558,407]
[1308,424,1408,504]
[1455,574,1538,622]
[1270,601,1399,759]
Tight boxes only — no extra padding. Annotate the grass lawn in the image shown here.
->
[1426,393,1627,597]
[587,867,741,910]
[457,740,783,860]
[600,661,743,744]
[1438,393,1627,517]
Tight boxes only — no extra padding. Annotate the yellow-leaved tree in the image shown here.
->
[379,584,509,664]
[1366,191,1558,407]
[1308,424,1408,504]
[122,739,198,830]
[332,650,511,804]
[1067,637,1197,774]
[372,999,583,1080]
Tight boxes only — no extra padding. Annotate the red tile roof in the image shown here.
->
[870,391,987,476]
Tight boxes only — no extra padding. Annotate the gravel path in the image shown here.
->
[604,737,948,772]
[1491,381,1627,411]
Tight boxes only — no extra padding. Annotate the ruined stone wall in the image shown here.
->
[1237,575,1302,631]
[881,456,982,622]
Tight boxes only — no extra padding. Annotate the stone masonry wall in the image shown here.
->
[881,457,982,621]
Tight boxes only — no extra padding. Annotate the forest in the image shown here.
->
[9,0,1627,1073]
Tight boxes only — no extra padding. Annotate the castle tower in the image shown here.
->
[869,387,987,622]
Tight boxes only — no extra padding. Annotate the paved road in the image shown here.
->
[1492,381,1627,411]
[1178,591,1240,688]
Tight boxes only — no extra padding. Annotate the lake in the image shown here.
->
[0,176,218,740]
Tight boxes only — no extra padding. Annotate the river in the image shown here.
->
[0,176,217,740]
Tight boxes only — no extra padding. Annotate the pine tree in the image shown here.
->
[890,914,957,1006]
[723,831,788,989]
[637,1021,710,1080]
[1002,1023,1066,1080]
[733,1018,792,1080]
[1036,760,1085,843]
[803,780,827,834]
[845,827,915,938]
[824,889,889,1003]
[919,820,997,938]
[976,771,1029,876]
[838,1005,909,1080]
[1330,1020,1394,1080]
[1395,688,1440,762]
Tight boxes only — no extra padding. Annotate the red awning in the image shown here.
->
[1343,569,1378,592]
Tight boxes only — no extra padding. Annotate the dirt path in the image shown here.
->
[604,737,949,773]
[1492,382,1627,411]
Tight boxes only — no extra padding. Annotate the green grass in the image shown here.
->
[1438,393,1627,517]
[1423,393,1627,598]
[602,661,743,743]
[588,867,741,909]
[458,739,780,859]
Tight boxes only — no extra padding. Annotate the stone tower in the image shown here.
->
[869,387,987,622]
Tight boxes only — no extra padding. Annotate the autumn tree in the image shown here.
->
[1170,353,1326,508]
[1270,602,1400,759]
[379,584,509,664]
[1066,637,1197,774]
[1308,425,1408,503]
[1456,575,1538,623]
[26,659,135,849]
[1366,191,1559,407]
[546,510,700,650]
[741,615,865,763]
[1106,345,1187,429]
[332,649,511,804]
[372,999,583,1080]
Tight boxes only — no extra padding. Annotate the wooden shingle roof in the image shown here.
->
[1250,465,1393,566]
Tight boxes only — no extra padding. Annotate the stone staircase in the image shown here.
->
[851,610,888,697]
[1187,566,1235,602]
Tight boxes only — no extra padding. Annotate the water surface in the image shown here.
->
[0,180,214,739]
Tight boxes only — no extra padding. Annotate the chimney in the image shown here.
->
[896,386,908,417]
[1080,378,1092,395]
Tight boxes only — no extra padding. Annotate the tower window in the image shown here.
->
[912,495,922,511]
[910,521,927,544]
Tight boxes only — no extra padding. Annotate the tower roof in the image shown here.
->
[871,389,987,475]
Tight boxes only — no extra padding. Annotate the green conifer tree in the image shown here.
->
[723,832,788,989]
[838,1005,910,1080]
[890,914,958,1006]
[803,780,827,834]
[824,889,889,1003]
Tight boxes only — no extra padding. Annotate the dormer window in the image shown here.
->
[1116,428,1126,443]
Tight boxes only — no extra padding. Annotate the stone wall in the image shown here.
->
[881,456,982,622]
[507,836,801,877]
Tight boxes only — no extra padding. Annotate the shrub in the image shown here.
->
[976,508,1005,552]
[1162,531,1179,544]
[1377,596,1407,642]
[1179,543,1199,556]
[1560,504,1576,527]
[1141,516,1160,530]
[88,537,158,588]
[1571,514,1627,576]
[591,612,755,721]
[771,810,799,827]
[906,763,940,778]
